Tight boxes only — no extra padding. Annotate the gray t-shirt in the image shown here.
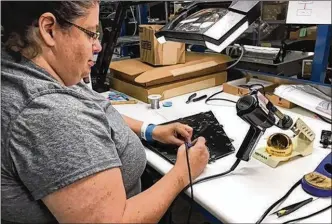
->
[1,49,147,223]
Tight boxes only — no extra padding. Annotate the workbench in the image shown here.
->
[101,86,331,223]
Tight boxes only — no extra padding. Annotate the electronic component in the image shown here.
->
[302,59,313,80]
[142,111,235,164]
[320,130,332,148]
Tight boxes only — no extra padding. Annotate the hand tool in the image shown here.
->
[192,95,207,102]
[270,197,316,218]
[186,93,197,104]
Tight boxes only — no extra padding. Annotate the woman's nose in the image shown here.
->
[93,39,102,54]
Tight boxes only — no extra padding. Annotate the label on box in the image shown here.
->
[141,40,152,50]
[299,28,307,37]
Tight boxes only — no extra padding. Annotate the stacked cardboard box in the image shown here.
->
[108,24,234,103]
[109,52,231,103]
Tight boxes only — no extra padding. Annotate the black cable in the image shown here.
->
[224,45,245,71]
[181,159,242,223]
[238,84,266,95]
[205,90,238,105]
[205,90,224,104]
[249,84,266,95]
[256,179,302,224]
[184,159,241,192]
[215,45,245,73]
[185,143,193,224]
[173,121,214,224]
[316,113,332,124]
[282,205,332,224]
[204,83,265,106]
[200,44,244,81]
[206,90,224,100]
[206,98,238,105]
[179,157,242,223]
[202,45,245,106]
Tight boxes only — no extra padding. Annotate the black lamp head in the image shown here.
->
[155,1,260,53]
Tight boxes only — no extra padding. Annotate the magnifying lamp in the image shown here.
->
[155,1,260,53]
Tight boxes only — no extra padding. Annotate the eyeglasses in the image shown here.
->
[62,19,100,42]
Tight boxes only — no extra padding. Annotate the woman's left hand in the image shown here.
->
[152,122,193,146]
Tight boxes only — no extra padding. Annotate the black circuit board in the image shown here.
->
[143,111,235,164]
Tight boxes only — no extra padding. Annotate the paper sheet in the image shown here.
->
[286,1,331,25]
[274,85,331,119]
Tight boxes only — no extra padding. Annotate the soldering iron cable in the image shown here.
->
[183,158,241,192]
[185,142,194,224]
[256,179,332,224]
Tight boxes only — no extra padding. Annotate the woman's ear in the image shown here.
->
[38,12,57,47]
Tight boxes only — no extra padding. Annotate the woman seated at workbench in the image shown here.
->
[1,1,209,223]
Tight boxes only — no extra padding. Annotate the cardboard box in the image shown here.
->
[139,25,185,65]
[223,77,277,96]
[289,26,317,40]
[222,76,295,108]
[110,72,227,103]
[265,93,296,109]
[110,52,231,87]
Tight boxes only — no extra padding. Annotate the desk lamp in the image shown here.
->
[155,1,260,53]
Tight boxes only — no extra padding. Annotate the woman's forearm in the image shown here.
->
[122,166,187,223]
[122,115,142,136]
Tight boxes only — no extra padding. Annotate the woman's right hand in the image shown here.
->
[174,137,209,187]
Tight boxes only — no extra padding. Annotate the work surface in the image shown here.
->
[102,86,331,223]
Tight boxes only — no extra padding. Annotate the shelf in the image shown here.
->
[148,20,167,24]
[116,35,140,47]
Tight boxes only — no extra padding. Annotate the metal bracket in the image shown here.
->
[311,25,332,83]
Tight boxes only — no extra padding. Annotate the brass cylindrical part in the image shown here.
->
[266,133,293,157]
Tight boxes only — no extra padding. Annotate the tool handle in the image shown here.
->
[278,198,314,217]
[236,125,264,161]
[185,138,198,149]
[192,95,207,102]
[186,93,197,104]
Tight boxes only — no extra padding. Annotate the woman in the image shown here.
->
[1,1,209,223]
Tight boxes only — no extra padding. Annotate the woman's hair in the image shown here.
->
[1,1,99,59]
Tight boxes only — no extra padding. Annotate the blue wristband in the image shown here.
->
[145,124,156,142]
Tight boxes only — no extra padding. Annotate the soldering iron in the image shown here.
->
[235,90,294,162]
[184,90,296,190]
